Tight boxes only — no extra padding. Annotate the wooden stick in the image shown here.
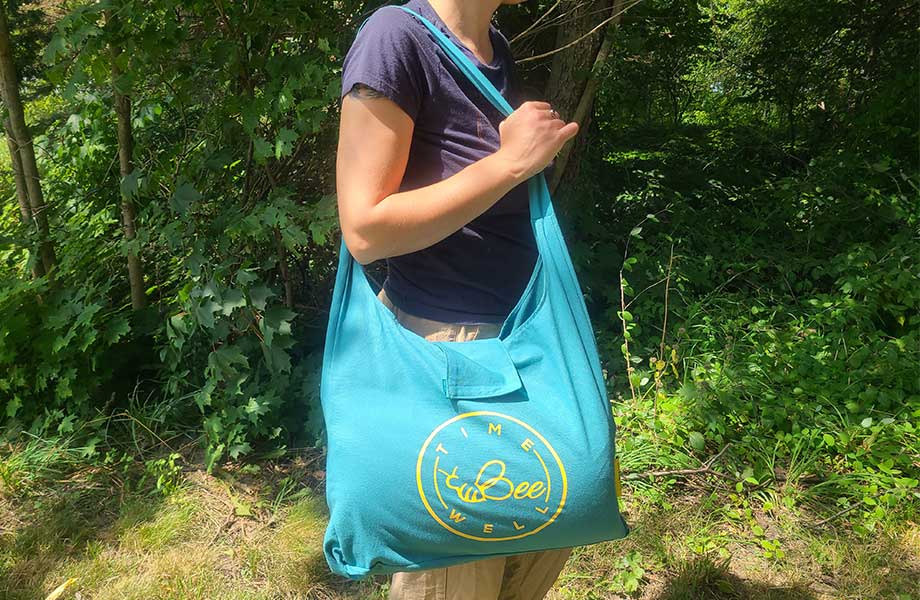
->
[623,444,732,480]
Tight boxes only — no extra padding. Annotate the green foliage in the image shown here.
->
[564,0,920,532]
[0,276,136,430]
[2,0,346,464]
[586,143,917,530]
[0,3,917,597]
[610,550,647,593]
[142,452,183,496]
[4,1,53,84]
[1,0,916,502]
[589,149,919,529]
[1,82,144,431]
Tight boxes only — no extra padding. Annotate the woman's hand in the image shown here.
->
[337,89,538,265]
[494,101,579,181]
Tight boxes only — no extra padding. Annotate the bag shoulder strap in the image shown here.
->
[357,4,514,119]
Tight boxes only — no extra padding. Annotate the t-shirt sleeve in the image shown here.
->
[341,8,428,122]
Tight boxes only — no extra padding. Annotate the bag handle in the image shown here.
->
[393,6,514,117]
[337,4,608,403]
[356,5,515,119]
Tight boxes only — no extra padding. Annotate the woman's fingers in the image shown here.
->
[558,121,579,141]
[496,101,580,180]
[524,100,552,111]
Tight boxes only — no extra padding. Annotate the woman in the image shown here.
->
[336,0,580,598]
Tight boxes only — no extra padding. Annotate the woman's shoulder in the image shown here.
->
[355,4,428,48]
[341,4,435,122]
[344,4,436,79]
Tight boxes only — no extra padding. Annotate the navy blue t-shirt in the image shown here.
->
[340,0,538,325]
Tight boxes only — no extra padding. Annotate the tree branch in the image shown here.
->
[623,444,733,481]
[517,0,642,64]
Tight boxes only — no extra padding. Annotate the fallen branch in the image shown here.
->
[208,511,235,546]
[811,500,865,527]
[623,443,732,481]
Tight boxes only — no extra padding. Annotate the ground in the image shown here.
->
[1,448,917,600]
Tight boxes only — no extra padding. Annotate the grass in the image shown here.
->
[1,438,917,600]
[0,442,384,600]
[554,491,918,600]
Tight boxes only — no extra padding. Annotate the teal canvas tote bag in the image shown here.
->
[320,3,629,580]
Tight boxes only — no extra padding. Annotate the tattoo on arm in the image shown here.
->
[349,83,386,99]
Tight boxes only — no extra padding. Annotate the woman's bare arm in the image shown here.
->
[336,85,577,265]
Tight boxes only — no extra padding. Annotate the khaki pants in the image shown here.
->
[376,288,573,600]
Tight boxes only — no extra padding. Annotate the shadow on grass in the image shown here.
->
[289,550,388,600]
[0,472,169,599]
[561,489,919,600]
[653,555,814,600]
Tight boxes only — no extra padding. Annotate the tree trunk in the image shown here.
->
[548,0,626,195]
[107,9,146,309]
[544,0,619,195]
[0,5,55,274]
[4,118,42,279]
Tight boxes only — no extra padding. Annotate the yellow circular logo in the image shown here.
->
[416,411,567,542]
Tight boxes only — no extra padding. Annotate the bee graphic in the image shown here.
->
[416,411,567,542]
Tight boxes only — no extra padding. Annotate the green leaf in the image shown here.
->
[195,386,213,412]
[253,136,272,163]
[58,414,76,434]
[167,313,189,343]
[5,396,22,418]
[204,413,223,436]
[205,443,225,473]
[688,431,705,451]
[120,169,142,200]
[75,302,103,328]
[80,436,101,458]
[309,221,330,245]
[194,299,221,329]
[249,285,274,311]
[233,498,253,515]
[207,345,249,384]
[263,306,295,329]
[171,182,201,215]
[281,225,309,248]
[104,316,131,344]
[261,332,294,374]
[275,128,299,159]
[245,398,269,418]
[220,289,247,316]
[236,269,258,286]
[43,34,68,65]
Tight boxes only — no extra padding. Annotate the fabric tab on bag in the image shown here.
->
[435,338,523,399]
